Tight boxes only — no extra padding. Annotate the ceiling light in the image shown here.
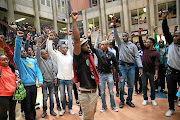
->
[15,18,26,22]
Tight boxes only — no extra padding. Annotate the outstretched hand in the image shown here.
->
[0,35,5,42]
[26,33,31,40]
[48,31,54,40]
[68,30,73,35]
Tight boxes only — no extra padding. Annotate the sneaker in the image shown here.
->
[50,110,57,116]
[126,101,135,108]
[142,100,148,106]
[116,91,119,97]
[112,107,118,112]
[178,100,180,107]
[160,89,167,94]
[59,109,66,116]
[124,91,127,95]
[151,100,157,106]
[119,102,124,108]
[134,91,138,96]
[155,89,158,93]
[100,107,107,112]
[42,111,47,118]
[69,109,75,115]
[165,109,175,117]
[78,110,83,116]
[21,111,25,116]
[76,100,80,106]
[57,106,61,111]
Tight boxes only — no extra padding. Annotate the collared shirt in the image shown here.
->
[113,25,143,68]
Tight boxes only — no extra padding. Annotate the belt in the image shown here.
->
[120,61,134,67]
[168,66,180,74]
[79,89,96,93]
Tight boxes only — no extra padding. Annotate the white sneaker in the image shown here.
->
[69,109,75,115]
[112,107,118,112]
[59,109,66,116]
[100,107,106,112]
[134,91,138,96]
[178,100,180,107]
[151,100,157,106]
[165,110,175,117]
[142,100,148,106]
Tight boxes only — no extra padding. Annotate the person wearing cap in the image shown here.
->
[88,30,123,113]
[72,11,99,120]
[162,11,180,117]
[47,30,75,116]
[138,29,160,107]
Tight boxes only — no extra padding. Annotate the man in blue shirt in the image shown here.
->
[14,31,43,120]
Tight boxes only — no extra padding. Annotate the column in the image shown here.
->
[65,0,70,30]
[122,0,130,34]
[149,0,156,35]
[7,0,15,23]
[82,10,88,37]
[100,0,107,39]
[146,0,151,35]
[177,0,180,27]
[33,0,41,33]
[97,0,103,41]
[52,0,58,33]
[120,0,125,32]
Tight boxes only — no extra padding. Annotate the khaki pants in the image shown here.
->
[78,90,98,120]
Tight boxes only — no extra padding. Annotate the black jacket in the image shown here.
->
[88,37,122,76]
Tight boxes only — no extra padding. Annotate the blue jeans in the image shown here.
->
[42,82,55,111]
[119,65,135,102]
[99,73,116,108]
[59,80,73,110]
[141,71,156,100]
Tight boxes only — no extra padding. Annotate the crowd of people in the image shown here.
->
[0,10,180,120]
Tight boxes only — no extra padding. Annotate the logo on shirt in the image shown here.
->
[86,59,89,66]
[27,62,33,68]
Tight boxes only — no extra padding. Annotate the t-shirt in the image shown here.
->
[0,66,17,96]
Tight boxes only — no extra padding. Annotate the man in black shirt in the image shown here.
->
[88,31,124,113]
[72,11,99,120]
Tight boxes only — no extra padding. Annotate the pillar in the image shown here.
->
[7,0,15,23]
[52,0,58,33]
[33,0,41,33]
[122,0,130,34]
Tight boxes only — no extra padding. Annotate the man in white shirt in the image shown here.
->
[47,30,75,116]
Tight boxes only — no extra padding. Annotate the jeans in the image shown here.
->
[42,81,54,111]
[0,96,17,120]
[22,85,37,120]
[156,64,166,90]
[114,68,119,92]
[73,83,78,101]
[167,67,180,110]
[141,71,156,100]
[54,84,60,107]
[119,65,135,102]
[135,67,142,92]
[59,80,73,110]
[99,73,116,108]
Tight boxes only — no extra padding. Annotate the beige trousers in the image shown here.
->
[78,90,98,120]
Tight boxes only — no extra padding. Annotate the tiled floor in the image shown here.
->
[16,85,180,120]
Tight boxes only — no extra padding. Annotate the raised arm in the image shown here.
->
[138,29,145,50]
[88,31,99,55]
[112,16,121,47]
[36,36,43,64]
[67,30,73,56]
[162,11,173,44]
[14,31,24,67]
[24,33,31,52]
[0,35,17,69]
[47,33,58,61]
[72,11,81,55]
[94,29,101,48]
